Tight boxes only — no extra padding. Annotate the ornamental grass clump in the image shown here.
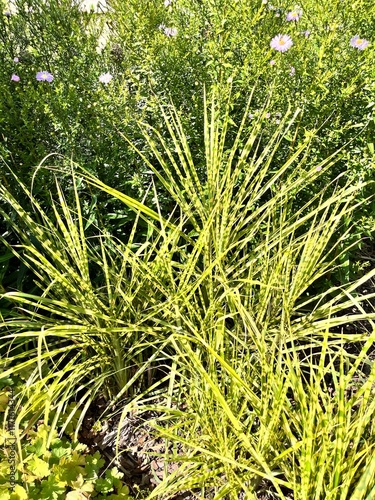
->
[1,88,375,497]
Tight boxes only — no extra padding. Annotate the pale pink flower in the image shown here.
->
[350,35,370,50]
[270,34,293,52]
[99,72,113,84]
[163,27,177,37]
[286,9,302,21]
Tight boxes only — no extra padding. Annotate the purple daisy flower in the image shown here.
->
[270,59,276,65]
[99,72,113,84]
[270,34,293,53]
[286,9,302,21]
[11,74,20,82]
[13,57,19,63]
[350,35,370,50]
[36,71,53,82]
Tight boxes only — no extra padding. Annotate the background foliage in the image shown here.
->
[1,0,375,195]
[1,0,375,287]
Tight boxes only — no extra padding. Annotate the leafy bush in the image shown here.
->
[1,0,375,197]
[0,428,133,499]
[0,379,133,499]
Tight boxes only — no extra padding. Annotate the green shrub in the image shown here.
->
[0,422,133,499]
[1,0,375,202]
[0,375,134,499]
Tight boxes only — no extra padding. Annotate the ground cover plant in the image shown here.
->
[1,0,375,498]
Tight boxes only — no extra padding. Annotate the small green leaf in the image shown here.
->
[70,473,85,489]
[85,451,105,479]
[0,392,9,412]
[65,491,87,500]
[70,473,94,494]
[107,467,124,481]
[95,476,114,494]
[106,467,124,489]
[9,485,28,500]
[26,456,50,479]
[0,489,10,500]
[27,438,46,457]
[53,451,86,485]
[50,439,72,461]
[39,476,66,500]
[0,377,14,391]
[115,484,131,498]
